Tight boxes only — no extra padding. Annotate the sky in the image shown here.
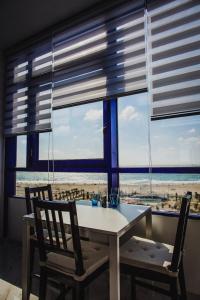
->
[17,93,200,167]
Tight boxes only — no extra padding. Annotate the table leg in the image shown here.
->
[22,218,31,300]
[109,235,120,300]
[146,209,152,239]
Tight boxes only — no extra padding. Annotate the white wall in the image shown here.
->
[8,197,200,296]
[0,52,4,237]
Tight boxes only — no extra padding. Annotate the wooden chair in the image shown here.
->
[32,197,109,300]
[25,185,71,295]
[120,192,192,300]
[24,185,54,294]
[25,184,53,215]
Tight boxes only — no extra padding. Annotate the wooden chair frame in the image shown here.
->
[121,192,192,300]
[33,198,108,299]
[25,184,53,214]
[24,184,53,294]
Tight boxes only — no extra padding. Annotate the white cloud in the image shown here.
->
[188,128,196,134]
[84,109,103,122]
[96,126,103,134]
[178,136,200,145]
[119,106,139,121]
[168,146,175,151]
[55,125,70,134]
[178,137,184,142]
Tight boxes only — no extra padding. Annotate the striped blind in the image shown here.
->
[52,0,147,109]
[148,0,200,119]
[4,40,52,136]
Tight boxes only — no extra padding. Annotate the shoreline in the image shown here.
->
[16,181,200,213]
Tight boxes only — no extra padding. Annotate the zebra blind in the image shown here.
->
[52,0,147,109]
[148,0,200,119]
[4,40,52,136]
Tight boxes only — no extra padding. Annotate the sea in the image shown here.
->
[16,172,200,185]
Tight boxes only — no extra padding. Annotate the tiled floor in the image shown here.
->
[0,239,198,300]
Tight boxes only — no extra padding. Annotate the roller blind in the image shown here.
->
[52,0,147,109]
[4,40,52,136]
[148,0,200,119]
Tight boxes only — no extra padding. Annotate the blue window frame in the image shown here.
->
[4,92,200,233]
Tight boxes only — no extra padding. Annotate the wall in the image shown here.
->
[0,52,4,237]
[8,197,200,296]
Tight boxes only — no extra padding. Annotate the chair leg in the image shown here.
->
[56,284,66,300]
[39,267,47,300]
[170,279,178,300]
[130,275,136,299]
[179,262,187,300]
[72,287,76,300]
[29,242,35,293]
[75,283,84,300]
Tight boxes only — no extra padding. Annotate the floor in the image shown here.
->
[0,239,198,300]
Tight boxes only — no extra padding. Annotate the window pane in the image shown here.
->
[151,115,200,167]
[120,173,200,213]
[118,93,149,167]
[16,172,107,197]
[16,135,27,167]
[39,101,103,160]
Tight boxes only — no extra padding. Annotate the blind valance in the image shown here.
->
[5,0,200,136]
[52,0,147,109]
[148,0,200,119]
[4,40,52,135]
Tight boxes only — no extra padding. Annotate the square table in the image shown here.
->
[22,203,152,300]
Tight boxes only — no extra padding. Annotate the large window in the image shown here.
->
[39,101,104,160]
[118,93,149,167]
[16,135,27,168]
[4,0,200,237]
[16,172,107,197]
[8,93,200,216]
[118,93,200,214]
[120,173,200,214]
[151,115,200,167]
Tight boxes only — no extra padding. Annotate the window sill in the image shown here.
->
[152,210,200,220]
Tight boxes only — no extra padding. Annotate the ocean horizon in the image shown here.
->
[16,172,200,185]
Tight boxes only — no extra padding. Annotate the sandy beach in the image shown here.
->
[16,181,200,213]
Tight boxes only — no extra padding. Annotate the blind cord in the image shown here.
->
[145,5,153,196]
[51,33,55,185]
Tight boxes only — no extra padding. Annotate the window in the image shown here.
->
[10,94,200,216]
[151,115,200,167]
[118,93,149,167]
[120,173,200,214]
[39,101,104,160]
[16,172,107,197]
[118,93,200,214]
[16,135,27,168]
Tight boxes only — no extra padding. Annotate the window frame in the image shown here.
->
[4,91,200,236]
[5,98,119,195]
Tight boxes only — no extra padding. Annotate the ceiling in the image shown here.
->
[0,0,102,51]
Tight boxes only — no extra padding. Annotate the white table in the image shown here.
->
[22,203,152,300]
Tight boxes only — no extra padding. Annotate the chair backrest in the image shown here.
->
[170,191,192,272]
[25,184,53,214]
[32,197,84,276]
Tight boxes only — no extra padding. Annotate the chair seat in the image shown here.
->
[120,236,176,277]
[46,240,108,281]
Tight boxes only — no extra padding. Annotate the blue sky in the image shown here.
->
[119,93,200,167]
[17,93,200,167]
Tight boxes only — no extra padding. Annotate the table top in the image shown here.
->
[23,203,151,237]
